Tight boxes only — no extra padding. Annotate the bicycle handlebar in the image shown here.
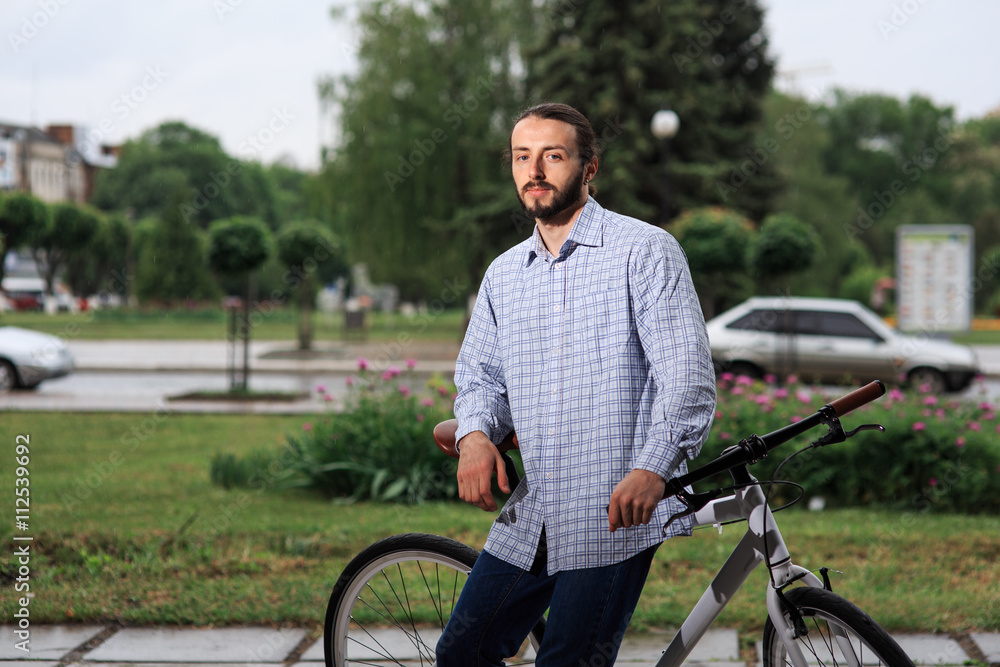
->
[664,380,885,497]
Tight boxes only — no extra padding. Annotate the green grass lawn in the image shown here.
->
[1,411,997,634]
[0,307,467,342]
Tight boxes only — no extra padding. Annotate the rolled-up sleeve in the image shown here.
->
[630,232,716,480]
[454,270,514,446]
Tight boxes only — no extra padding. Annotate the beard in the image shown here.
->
[516,165,586,221]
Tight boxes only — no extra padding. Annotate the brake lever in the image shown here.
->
[662,488,723,534]
[845,423,885,438]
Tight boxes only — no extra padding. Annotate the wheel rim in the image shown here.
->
[769,610,894,666]
[331,549,473,666]
[0,362,15,391]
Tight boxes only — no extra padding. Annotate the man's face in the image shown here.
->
[510,116,591,221]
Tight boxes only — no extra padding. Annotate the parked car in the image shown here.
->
[705,297,979,393]
[0,326,75,391]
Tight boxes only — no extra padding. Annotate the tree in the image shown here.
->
[318,0,537,301]
[276,221,341,350]
[208,216,273,390]
[526,0,779,223]
[63,213,132,301]
[749,213,819,294]
[672,206,754,318]
[134,174,219,304]
[29,202,100,297]
[91,121,279,229]
[0,193,48,286]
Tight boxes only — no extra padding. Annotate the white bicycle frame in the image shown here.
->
[654,480,823,667]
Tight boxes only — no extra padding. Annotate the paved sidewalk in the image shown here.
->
[1,624,996,665]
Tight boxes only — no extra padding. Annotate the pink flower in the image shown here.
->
[736,375,754,386]
[796,391,811,404]
[323,393,333,402]
[315,383,327,394]
[984,411,996,421]
[928,477,938,487]
[382,370,394,381]
[978,402,993,411]
[754,394,771,405]
[785,374,799,385]
[955,437,966,448]
[398,384,411,397]
[720,372,734,382]
[774,388,789,399]
[387,366,402,378]
[791,415,802,423]
[437,386,450,397]
[357,357,369,371]
[935,409,945,419]
[912,422,926,431]
[720,432,732,440]
[923,395,938,406]
[302,422,313,431]
[416,413,424,422]
[405,358,417,369]
[888,388,905,402]
[764,373,777,384]
[732,386,745,395]
[969,421,982,432]
[421,398,435,407]
[715,410,723,419]
[345,376,354,386]
[918,383,932,394]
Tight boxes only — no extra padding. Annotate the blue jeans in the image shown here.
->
[435,540,658,667]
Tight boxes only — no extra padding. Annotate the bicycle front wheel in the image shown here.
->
[762,587,914,667]
[324,532,544,666]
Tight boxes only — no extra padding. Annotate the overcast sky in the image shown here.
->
[2,0,998,172]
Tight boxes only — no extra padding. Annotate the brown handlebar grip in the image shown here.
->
[432,419,519,460]
[827,380,886,417]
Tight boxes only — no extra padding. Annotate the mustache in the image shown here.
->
[522,181,553,193]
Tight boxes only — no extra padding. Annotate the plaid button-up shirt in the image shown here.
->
[455,197,716,573]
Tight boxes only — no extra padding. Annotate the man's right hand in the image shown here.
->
[456,431,510,512]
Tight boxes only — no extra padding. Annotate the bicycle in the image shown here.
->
[324,379,915,667]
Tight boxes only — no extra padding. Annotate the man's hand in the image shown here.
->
[456,431,510,512]
[608,469,666,532]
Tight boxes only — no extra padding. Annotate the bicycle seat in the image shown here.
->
[433,419,520,459]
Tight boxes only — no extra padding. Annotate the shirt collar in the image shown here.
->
[525,196,604,266]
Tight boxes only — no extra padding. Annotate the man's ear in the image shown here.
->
[585,157,598,182]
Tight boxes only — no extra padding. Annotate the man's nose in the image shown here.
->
[528,157,544,180]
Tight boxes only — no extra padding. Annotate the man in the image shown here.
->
[437,103,716,666]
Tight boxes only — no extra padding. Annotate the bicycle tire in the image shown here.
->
[761,587,914,667]
[324,532,544,666]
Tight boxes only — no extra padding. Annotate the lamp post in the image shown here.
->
[650,109,680,225]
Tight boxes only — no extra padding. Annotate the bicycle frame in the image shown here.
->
[655,473,819,667]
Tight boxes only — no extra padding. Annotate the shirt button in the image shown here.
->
[548,428,555,435]
[550,388,557,394]
[545,472,553,480]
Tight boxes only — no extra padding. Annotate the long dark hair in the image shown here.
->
[509,103,599,195]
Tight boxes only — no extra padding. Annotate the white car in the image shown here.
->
[0,326,75,391]
[705,297,979,393]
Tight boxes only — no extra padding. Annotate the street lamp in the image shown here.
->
[650,109,680,225]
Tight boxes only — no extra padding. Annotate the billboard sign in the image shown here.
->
[896,225,974,333]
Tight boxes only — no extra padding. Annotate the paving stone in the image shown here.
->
[0,624,103,660]
[81,626,306,663]
[300,627,440,664]
[895,635,969,665]
[602,628,740,665]
[971,633,1000,664]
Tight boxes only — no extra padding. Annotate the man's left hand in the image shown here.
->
[608,469,666,532]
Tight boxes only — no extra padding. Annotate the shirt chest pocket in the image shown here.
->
[571,290,630,372]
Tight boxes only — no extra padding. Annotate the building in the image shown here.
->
[0,121,117,204]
